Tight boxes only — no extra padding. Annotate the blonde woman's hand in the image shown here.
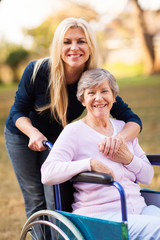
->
[98,135,123,158]
[15,116,48,151]
[90,158,115,180]
[28,130,48,151]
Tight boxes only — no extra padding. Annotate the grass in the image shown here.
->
[105,62,144,79]
[0,84,26,240]
[0,72,160,239]
[117,74,160,191]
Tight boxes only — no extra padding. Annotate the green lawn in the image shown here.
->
[117,74,160,154]
[0,74,160,239]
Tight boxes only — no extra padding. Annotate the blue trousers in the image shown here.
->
[96,205,160,239]
[4,127,55,239]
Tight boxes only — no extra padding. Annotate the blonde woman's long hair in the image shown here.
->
[32,17,98,127]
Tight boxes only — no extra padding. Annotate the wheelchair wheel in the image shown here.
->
[20,210,84,240]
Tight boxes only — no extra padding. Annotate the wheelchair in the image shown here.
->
[20,141,160,240]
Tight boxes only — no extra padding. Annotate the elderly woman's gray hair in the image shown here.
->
[77,68,119,103]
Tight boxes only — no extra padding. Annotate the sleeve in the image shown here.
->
[124,138,154,184]
[110,96,142,131]
[41,124,91,185]
[11,61,35,125]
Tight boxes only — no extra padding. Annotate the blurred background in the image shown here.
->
[0,0,160,239]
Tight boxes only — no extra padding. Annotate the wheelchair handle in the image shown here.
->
[42,140,53,150]
[42,140,61,209]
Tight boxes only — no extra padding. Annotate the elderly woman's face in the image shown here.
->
[82,80,115,119]
[61,27,90,70]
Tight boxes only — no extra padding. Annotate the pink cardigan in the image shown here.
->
[41,119,154,217]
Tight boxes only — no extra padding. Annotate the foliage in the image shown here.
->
[2,46,30,82]
[5,47,29,68]
[24,2,98,57]
[103,62,144,79]
[0,0,160,83]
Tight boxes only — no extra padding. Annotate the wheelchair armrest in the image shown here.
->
[147,154,160,165]
[71,171,127,222]
[70,171,114,184]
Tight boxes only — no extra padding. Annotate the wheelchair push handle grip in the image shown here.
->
[42,140,53,150]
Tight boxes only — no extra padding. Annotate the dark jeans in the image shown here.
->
[4,127,55,239]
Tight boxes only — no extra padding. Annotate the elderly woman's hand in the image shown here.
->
[98,135,133,165]
[109,138,133,165]
[90,158,116,180]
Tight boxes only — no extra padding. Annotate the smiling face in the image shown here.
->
[61,27,91,71]
[82,80,115,121]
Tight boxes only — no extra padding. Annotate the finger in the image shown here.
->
[37,140,48,151]
[28,142,46,151]
[109,169,116,180]
[104,137,115,156]
[109,136,124,158]
[111,170,116,181]
[111,138,122,158]
[113,138,121,154]
[105,167,116,181]
[98,138,106,153]
[107,138,116,157]
[28,143,37,151]
[103,137,110,155]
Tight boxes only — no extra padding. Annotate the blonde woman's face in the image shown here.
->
[61,27,91,71]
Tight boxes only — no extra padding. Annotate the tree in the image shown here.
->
[24,2,98,57]
[131,0,160,75]
[5,47,29,82]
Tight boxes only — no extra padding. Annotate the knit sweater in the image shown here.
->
[41,118,153,216]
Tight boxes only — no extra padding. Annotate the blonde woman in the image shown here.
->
[5,18,141,239]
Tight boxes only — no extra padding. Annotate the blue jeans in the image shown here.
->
[4,127,55,239]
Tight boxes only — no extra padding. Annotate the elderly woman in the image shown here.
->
[41,68,160,239]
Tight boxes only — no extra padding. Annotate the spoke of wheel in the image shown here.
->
[23,220,70,240]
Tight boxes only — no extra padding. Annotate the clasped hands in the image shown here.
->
[91,134,133,180]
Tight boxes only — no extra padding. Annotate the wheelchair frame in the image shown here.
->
[20,140,160,240]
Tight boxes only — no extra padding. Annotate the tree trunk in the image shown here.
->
[132,0,159,75]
